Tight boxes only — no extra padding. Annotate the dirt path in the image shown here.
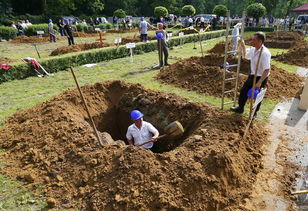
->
[244,97,308,210]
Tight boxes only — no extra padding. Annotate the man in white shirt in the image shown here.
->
[126,110,159,149]
[231,32,271,119]
[139,17,153,42]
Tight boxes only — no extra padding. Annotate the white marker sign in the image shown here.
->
[37,31,44,35]
[94,28,101,31]
[114,38,122,44]
[178,32,184,37]
[125,42,136,63]
[167,33,173,38]
[253,88,267,109]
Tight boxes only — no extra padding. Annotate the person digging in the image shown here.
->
[126,110,159,150]
[231,32,271,119]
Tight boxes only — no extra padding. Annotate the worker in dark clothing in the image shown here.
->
[156,22,169,67]
[57,19,65,36]
[63,20,74,45]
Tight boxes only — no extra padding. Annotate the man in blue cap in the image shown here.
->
[126,110,159,149]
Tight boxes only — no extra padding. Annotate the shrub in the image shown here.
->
[182,5,196,17]
[154,6,168,18]
[114,9,126,18]
[24,24,59,36]
[76,24,92,32]
[97,23,113,30]
[0,30,226,83]
[212,5,227,17]
[247,3,266,20]
[0,26,17,40]
[245,27,274,32]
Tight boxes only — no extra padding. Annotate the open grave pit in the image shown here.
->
[0,80,270,210]
[157,54,304,99]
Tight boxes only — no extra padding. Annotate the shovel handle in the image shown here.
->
[136,134,167,147]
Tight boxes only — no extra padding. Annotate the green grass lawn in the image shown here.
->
[0,33,300,209]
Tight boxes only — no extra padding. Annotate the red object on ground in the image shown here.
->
[292,3,308,13]
[0,64,12,71]
[24,58,40,69]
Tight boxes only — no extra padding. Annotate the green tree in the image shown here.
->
[247,3,266,24]
[212,4,227,17]
[154,6,168,18]
[113,9,126,18]
[182,5,196,16]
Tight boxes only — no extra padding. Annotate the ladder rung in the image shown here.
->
[227,64,238,67]
[227,50,237,54]
[224,101,234,105]
[224,89,235,94]
[225,77,237,81]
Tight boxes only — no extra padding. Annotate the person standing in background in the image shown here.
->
[48,19,56,42]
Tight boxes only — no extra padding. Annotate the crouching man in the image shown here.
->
[126,110,159,149]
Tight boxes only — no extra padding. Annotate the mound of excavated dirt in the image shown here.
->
[208,41,232,54]
[0,80,269,210]
[0,57,16,64]
[11,35,66,44]
[73,32,102,37]
[121,36,156,44]
[50,42,113,56]
[157,55,304,99]
[266,31,305,41]
[107,29,139,33]
[275,41,308,68]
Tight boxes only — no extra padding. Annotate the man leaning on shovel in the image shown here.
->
[126,110,159,150]
[231,32,271,120]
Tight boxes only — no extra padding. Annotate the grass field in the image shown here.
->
[0,32,301,210]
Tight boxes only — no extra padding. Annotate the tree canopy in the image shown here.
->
[212,5,227,17]
[0,0,307,23]
[182,5,196,17]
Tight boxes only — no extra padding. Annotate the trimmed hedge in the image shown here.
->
[0,26,17,40]
[24,24,59,36]
[245,27,274,32]
[0,30,226,83]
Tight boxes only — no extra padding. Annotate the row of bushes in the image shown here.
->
[245,27,275,32]
[0,30,226,83]
[0,26,17,40]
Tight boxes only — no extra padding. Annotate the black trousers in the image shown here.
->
[238,75,268,113]
[140,34,148,42]
[67,34,74,45]
[157,42,168,66]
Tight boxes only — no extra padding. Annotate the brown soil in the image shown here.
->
[107,29,139,33]
[179,29,199,35]
[50,42,113,56]
[208,41,232,54]
[276,41,308,68]
[266,31,305,41]
[0,80,269,210]
[73,32,103,37]
[11,35,66,44]
[157,55,304,99]
[121,36,156,44]
[0,57,16,64]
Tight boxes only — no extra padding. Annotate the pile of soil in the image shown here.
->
[73,32,102,37]
[275,41,308,68]
[266,31,305,41]
[11,35,66,44]
[0,80,269,210]
[121,36,156,44]
[264,31,305,49]
[107,28,139,33]
[0,57,16,64]
[157,54,304,99]
[208,41,232,54]
[50,42,113,56]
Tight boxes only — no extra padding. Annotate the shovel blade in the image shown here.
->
[164,121,184,137]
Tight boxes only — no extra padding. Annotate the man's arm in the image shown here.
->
[127,139,134,145]
[255,69,269,89]
[238,39,246,58]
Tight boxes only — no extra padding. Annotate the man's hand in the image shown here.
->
[254,82,261,89]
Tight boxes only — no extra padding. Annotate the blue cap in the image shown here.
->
[130,110,143,121]
[140,17,144,21]
[247,88,260,99]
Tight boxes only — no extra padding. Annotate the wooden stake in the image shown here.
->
[69,67,103,147]
[32,43,41,59]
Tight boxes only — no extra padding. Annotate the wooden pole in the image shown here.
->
[32,43,41,59]
[69,67,103,147]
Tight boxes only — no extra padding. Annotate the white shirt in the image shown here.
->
[245,45,271,77]
[126,121,159,149]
